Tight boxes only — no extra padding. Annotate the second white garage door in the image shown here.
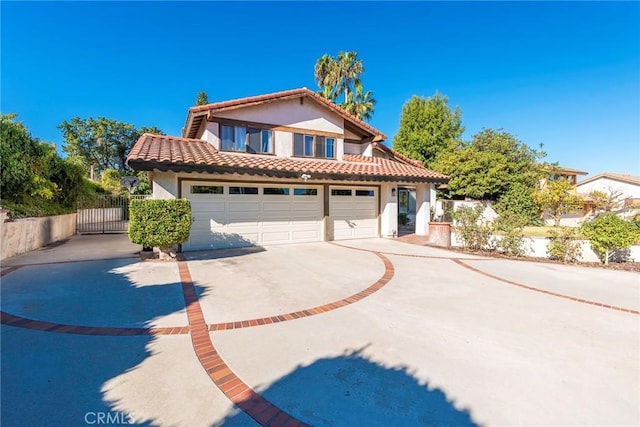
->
[329,186,378,240]
[183,181,323,251]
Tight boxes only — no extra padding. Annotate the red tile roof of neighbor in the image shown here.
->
[183,88,386,140]
[127,134,448,183]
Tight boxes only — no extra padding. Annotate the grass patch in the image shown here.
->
[522,226,555,237]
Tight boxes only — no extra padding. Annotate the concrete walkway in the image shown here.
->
[1,236,638,426]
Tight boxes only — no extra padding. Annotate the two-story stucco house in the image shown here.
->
[127,88,448,251]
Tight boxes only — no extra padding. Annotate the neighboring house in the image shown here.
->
[576,172,640,210]
[127,88,448,251]
[539,166,590,226]
[541,169,640,226]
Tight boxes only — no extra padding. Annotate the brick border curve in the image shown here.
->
[330,242,638,315]
[452,259,639,315]
[2,248,396,426]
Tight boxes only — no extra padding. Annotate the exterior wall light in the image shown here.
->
[391,188,396,197]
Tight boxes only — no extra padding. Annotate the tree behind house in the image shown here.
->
[393,93,464,168]
[59,117,163,175]
[433,128,546,200]
[195,91,209,106]
[314,51,376,121]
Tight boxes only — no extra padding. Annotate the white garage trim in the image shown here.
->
[182,181,323,251]
[329,185,379,240]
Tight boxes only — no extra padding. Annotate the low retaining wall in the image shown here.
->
[1,213,77,260]
[451,232,640,263]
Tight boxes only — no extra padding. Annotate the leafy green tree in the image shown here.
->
[195,91,209,106]
[581,213,640,264]
[1,114,85,217]
[393,94,464,168]
[494,182,541,225]
[433,128,545,200]
[133,171,151,195]
[58,117,163,175]
[314,51,376,120]
[534,179,581,227]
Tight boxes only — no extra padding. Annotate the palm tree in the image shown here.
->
[336,51,363,105]
[314,51,375,121]
[314,55,340,102]
[342,88,376,121]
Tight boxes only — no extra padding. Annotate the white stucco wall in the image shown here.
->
[445,200,498,223]
[201,122,220,149]
[274,131,293,157]
[213,98,344,134]
[380,183,398,238]
[543,210,587,227]
[415,184,434,236]
[451,232,640,263]
[152,172,178,199]
[576,177,640,199]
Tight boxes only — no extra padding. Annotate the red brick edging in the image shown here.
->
[452,259,639,315]
[0,311,190,335]
[177,255,309,427]
[208,252,394,331]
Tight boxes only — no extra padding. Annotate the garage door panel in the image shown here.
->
[228,201,259,212]
[292,201,321,210]
[262,201,291,211]
[184,181,322,250]
[329,186,378,240]
[261,231,292,243]
[292,230,321,240]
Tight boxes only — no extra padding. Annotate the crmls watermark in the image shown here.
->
[84,411,136,425]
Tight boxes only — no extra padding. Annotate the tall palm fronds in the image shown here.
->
[314,51,375,121]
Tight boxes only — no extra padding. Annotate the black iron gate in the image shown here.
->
[77,195,146,234]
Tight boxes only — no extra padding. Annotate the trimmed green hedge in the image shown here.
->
[128,199,192,248]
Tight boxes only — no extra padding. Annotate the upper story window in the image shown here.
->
[221,125,273,154]
[293,133,335,159]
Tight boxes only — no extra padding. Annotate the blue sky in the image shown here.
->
[2,1,639,176]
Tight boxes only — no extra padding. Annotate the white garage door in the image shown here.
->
[183,181,323,251]
[329,186,378,240]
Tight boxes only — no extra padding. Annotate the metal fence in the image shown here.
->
[76,194,150,234]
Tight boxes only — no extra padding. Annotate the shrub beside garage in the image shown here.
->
[128,199,192,258]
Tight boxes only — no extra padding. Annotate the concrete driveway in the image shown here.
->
[1,235,638,426]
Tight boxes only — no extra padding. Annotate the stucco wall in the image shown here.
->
[1,213,77,260]
[201,122,220,149]
[152,172,178,199]
[576,177,640,199]
[450,232,640,263]
[214,98,344,134]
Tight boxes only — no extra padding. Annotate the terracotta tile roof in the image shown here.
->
[184,88,386,140]
[128,134,448,183]
[371,142,424,167]
[577,172,640,186]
